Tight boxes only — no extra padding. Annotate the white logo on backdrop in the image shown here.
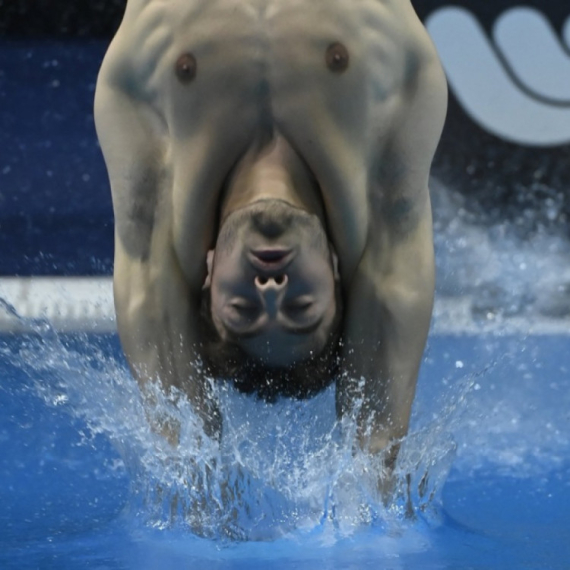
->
[426,7,570,147]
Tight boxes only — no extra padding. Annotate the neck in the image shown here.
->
[220,134,326,224]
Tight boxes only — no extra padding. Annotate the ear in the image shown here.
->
[203,249,215,289]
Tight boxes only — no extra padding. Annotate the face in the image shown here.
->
[206,199,340,367]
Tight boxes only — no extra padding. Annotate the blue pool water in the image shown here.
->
[1,330,569,569]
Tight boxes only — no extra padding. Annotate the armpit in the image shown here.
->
[386,196,414,224]
[370,191,425,239]
[369,149,426,236]
[115,169,159,261]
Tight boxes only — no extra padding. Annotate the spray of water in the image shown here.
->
[0,303,465,541]
[432,179,570,319]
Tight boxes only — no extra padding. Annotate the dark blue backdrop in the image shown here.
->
[0,41,113,275]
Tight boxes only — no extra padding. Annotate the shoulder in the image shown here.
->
[96,0,179,101]
[365,3,447,234]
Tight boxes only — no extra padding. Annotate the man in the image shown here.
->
[94,0,447,474]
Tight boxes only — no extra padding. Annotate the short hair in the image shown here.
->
[197,285,343,402]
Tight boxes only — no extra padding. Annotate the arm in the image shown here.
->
[337,194,435,461]
[112,223,221,442]
[94,37,221,442]
[337,45,447,468]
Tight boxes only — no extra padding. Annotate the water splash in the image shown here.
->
[1,314,461,541]
[432,179,570,319]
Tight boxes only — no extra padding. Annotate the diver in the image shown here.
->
[94,0,447,480]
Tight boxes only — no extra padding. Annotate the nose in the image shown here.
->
[254,274,288,317]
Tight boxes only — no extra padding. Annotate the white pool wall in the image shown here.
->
[1,277,569,335]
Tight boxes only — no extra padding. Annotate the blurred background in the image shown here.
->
[0,0,569,320]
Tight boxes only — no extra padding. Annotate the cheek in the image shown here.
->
[320,281,337,314]
[211,256,253,301]
[205,290,223,337]
[305,258,336,293]
[209,285,225,323]
[319,272,338,316]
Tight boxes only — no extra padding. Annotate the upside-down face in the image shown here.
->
[207,199,340,366]
[204,137,341,367]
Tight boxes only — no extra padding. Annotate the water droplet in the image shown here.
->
[53,394,69,406]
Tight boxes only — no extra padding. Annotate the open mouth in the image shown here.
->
[252,248,291,262]
[249,248,294,272]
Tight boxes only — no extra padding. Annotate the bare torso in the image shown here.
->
[100,0,440,287]
[95,0,447,466]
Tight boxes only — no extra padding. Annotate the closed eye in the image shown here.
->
[284,298,313,317]
[230,301,260,321]
[285,296,313,311]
